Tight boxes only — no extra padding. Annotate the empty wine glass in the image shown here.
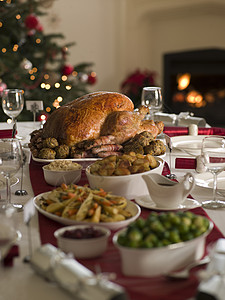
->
[2,89,24,139]
[0,139,23,211]
[141,87,163,121]
[201,136,225,209]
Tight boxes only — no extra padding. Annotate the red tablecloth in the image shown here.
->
[30,150,224,300]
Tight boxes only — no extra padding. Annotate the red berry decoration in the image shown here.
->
[61,64,74,76]
[88,72,97,85]
[25,14,39,30]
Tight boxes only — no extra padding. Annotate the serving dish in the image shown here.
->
[171,135,207,156]
[42,162,82,186]
[54,225,110,259]
[86,157,164,200]
[113,216,213,277]
[32,155,99,163]
[33,192,141,231]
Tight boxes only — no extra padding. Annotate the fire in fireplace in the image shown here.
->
[163,48,225,127]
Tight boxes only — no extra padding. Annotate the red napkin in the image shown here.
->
[2,245,19,267]
[0,129,13,139]
[176,157,196,169]
[164,126,225,137]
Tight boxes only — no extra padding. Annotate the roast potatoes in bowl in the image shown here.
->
[86,154,164,200]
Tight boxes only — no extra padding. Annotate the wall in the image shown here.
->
[41,0,225,93]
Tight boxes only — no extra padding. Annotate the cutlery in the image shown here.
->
[165,255,210,279]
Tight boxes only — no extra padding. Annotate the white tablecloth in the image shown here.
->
[0,122,225,300]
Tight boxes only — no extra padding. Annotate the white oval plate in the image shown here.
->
[0,175,19,191]
[32,153,166,163]
[32,155,99,163]
[171,135,207,156]
[195,171,225,191]
[33,192,141,231]
[135,194,201,211]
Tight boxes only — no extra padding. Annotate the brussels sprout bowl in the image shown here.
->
[113,211,213,277]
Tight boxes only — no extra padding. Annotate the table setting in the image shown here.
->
[1,90,225,300]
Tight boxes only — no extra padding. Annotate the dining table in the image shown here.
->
[1,121,225,300]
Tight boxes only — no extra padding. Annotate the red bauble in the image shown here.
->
[88,73,97,85]
[25,14,39,29]
[61,64,74,76]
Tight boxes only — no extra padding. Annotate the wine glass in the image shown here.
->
[141,87,163,121]
[2,89,24,139]
[201,136,225,209]
[0,139,23,211]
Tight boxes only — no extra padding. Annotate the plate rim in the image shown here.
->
[33,191,141,228]
[135,194,201,211]
[195,171,225,191]
[171,135,207,147]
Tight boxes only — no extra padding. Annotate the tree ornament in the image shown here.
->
[25,14,39,29]
[88,72,97,85]
[61,64,74,76]
[20,58,32,70]
[78,73,88,83]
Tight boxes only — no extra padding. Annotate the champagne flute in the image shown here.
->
[201,136,225,209]
[141,87,163,121]
[2,89,24,139]
[0,139,23,211]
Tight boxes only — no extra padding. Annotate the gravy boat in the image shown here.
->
[142,173,195,208]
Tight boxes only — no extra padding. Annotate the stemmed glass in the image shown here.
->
[2,89,24,139]
[0,139,23,211]
[141,87,163,121]
[201,136,225,209]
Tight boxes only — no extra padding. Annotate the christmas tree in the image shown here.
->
[0,0,96,121]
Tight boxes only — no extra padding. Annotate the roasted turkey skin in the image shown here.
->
[42,91,134,146]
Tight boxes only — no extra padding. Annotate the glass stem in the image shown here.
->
[12,118,17,138]
[212,172,217,202]
[5,175,11,205]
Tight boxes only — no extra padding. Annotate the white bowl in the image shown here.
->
[113,220,213,277]
[43,165,82,186]
[85,157,164,200]
[54,225,110,259]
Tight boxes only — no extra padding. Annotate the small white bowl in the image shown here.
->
[43,164,82,186]
[113,221,213,277]
[54,225,111,259]
[85,157,164,200]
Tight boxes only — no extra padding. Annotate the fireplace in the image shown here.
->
[163,48,225,127]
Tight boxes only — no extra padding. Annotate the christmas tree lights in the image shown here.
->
[0,0,97,121]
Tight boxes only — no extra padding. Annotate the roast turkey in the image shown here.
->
[42,91,164,146]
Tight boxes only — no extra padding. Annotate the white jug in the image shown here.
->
[142,173,195,208]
